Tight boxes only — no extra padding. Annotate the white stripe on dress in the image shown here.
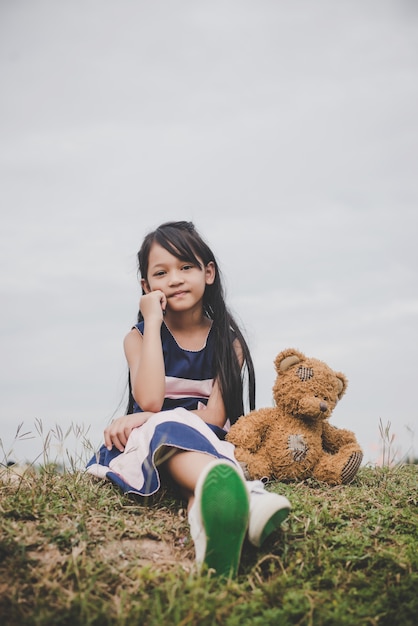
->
[164,376,213,400]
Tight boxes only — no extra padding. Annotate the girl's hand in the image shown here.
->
[139,290,167,323]
[104,412,153,452]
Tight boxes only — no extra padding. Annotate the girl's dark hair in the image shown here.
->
[126,220,255,423]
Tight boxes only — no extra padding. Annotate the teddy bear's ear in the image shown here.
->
[274,349,305,373]
[335,372,348,400]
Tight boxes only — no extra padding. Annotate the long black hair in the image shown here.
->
[126,221,255,424]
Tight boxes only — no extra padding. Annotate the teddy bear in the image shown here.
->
[226,348,363,485]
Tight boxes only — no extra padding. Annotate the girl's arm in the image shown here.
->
[104,292,167,452]
[125,291,167,413]
[192,378,227,428]
[192,338,244,429]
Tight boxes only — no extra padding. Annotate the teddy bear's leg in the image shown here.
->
[340,449,363,484]
[230,447,264,480]
[313,445,363,485]
[246,458,272,480]
[234,448,272,481]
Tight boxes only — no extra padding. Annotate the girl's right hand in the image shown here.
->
[104,412,154,452]
[139,290,167,323]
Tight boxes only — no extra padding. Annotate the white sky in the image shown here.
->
[1,0,417,467]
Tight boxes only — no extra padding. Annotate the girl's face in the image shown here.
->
[142,243,215,312]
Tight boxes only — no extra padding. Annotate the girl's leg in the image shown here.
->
[164,450,291,575]
[165,450,217,507]
[165,450,249,577]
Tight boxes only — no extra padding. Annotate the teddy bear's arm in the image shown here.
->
[226,408,276,452]
[321,422,360,453]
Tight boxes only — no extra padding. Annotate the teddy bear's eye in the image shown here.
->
[297,366,314,382]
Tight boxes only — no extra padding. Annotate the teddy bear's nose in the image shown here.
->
[320,402,328,412]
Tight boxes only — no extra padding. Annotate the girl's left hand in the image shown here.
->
[104,412,153,452]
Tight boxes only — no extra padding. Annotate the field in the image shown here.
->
[1,452,417,626]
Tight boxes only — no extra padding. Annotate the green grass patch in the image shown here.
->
[0,464,417,625]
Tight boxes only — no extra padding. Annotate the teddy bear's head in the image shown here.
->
[272,348,347,421]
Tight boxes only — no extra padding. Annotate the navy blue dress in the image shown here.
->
[86,322,239,496]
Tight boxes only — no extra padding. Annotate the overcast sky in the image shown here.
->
[1,0,417,468]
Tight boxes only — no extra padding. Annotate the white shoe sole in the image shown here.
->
[248,493,291,547]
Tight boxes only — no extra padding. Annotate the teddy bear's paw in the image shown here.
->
[288,434,309,461]
[341,451,363,484]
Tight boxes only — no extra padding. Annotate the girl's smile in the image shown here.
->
[170,290,188,298]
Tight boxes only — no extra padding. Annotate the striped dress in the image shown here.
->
[86,321,240,496]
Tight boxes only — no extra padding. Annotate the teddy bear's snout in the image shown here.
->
[297,396,330,417]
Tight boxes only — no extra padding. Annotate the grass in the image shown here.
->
[0,433,417,625]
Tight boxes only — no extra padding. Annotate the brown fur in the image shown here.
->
[227,348,363,485]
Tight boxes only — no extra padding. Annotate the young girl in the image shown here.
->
[87,221,290,577]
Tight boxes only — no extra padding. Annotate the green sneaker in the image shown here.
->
[188,460,249,578]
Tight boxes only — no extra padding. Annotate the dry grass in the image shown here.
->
[0,461,417,626]
[0,420,417,625]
